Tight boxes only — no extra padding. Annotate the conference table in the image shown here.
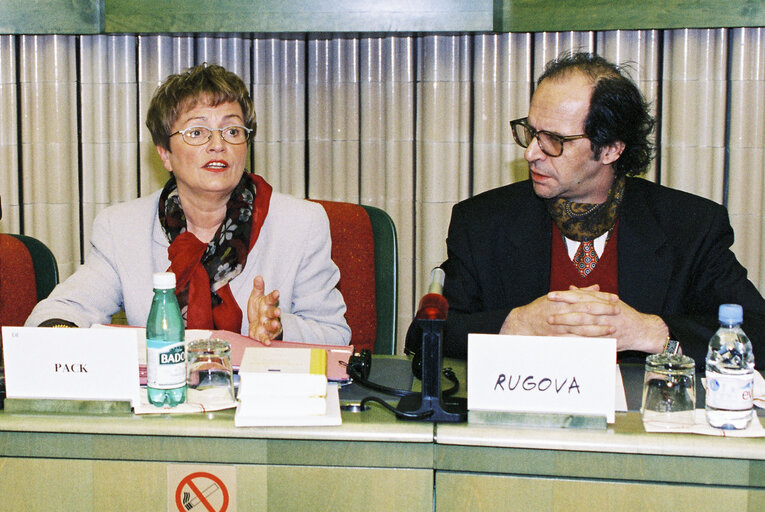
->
[1,357,764,511]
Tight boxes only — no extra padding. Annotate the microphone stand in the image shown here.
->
[397,316,467,422]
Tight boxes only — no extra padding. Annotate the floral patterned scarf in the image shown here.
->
[158,172,272,331]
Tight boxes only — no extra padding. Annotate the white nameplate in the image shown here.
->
[2,326,140,405]
[468,334,616,423]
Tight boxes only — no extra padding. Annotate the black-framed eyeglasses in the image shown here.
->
[170,125,253,146]
[510,117,587,157]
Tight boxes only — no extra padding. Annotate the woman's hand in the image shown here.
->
[247,275,283,344]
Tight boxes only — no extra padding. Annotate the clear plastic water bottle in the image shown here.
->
[705,303,755,429]
[146,272,186,407]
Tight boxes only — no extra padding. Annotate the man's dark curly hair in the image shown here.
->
[538,52,655,177]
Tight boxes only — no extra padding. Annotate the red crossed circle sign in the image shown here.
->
[175,471,229,512]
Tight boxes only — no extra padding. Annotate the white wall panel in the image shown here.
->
[79,35,138,257]
[252,36,306,197]
[195,34,251,80]
[358,35,415,343]
[307,35,360,201]
[0,35,18,233]
[19,35,79,277]
[416,34,472,301]
[661,28,728,202]
[728,27,765,287]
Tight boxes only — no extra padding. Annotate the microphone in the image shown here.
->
[399,266,467,421]
[415,267,449,320]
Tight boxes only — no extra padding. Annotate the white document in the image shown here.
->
[2,326,140,405]
[643,409,765,437]
[468,334,617,423]
[133,387,237,414]
[234,383,342,427]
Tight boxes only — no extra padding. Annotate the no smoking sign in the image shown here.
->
[168,465,237,512]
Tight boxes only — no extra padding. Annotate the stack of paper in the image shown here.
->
[235,347,341,426]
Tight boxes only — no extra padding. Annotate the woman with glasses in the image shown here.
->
[26,64,351,347]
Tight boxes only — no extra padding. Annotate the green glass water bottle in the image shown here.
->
[146,272,186,407]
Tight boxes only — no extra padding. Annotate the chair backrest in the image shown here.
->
[312,201,397,354]
[0,234,58,326]
[361,204,397,354]
[9,234,59,302]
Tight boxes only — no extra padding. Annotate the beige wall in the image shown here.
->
[1,28,764,350]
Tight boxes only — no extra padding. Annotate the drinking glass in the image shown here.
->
[186,338,235,405]
[641,353,696,427]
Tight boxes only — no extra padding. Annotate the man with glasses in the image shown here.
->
[441,52,765,367]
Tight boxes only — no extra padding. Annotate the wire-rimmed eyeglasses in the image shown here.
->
[510,117,587,157]
[170,125,253,146]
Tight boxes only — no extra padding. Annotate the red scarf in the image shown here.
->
[166,173,272,332]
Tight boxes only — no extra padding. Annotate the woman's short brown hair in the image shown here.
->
[146,63,256,150]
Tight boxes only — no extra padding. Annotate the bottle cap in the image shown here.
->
[153,272,176,289]
[718,303,743,324]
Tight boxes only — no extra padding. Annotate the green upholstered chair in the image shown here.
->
[361,204,398,354]
[312,201,398,354]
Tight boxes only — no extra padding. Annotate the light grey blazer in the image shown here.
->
[26,189,351,346]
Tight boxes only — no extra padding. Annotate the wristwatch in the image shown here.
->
[38,318,77,328]
[663,337,680,355]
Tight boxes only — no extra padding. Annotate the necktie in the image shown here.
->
[574,240,598,277]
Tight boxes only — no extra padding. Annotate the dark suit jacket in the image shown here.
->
[441,178,765,368]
